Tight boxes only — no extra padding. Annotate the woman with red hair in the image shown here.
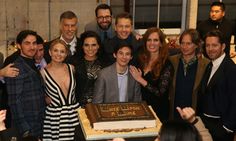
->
[130,27,174,121]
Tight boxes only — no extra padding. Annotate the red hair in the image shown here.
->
[138,27,168,79]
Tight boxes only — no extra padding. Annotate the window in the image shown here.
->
[110,0,183,29]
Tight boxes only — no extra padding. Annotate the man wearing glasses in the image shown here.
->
[85,4,142,43]
[85,4,115,42]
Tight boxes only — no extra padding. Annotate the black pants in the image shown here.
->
[0,83,11,128]
[201,115,234,141]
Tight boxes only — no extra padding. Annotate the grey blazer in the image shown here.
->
[92,63,142,103]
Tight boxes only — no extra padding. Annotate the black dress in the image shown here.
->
[141,60,174,122]
[74,58,104,107]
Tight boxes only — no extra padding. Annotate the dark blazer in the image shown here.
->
[92,63,142,103]
[5,56,45,137]
[43,37,80,64]
[169,54,209,119]
[198,56,236,131]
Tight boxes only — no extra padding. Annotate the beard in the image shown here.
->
[97,22,112,30]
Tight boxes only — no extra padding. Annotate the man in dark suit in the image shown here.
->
[5,30,45,139]
[44,11,80,64]
[2,34,45,128]
[198,30,236,141]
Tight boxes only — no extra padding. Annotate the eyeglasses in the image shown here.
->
[97,16,112,21]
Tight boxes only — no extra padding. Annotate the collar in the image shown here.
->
[117,67,129,76]
[60,35,77,45]
[209,17,225,25]
[37,58,47,68]
[20,55,35,63]
[181,56,197,76]
[181,55,197,66]
[115,34,133,42]
[20,55,38,71]
[212,53,225,67]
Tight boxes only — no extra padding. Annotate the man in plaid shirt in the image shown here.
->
[5,30,45,139]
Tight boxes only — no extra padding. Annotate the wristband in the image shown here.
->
[191,118,199,125]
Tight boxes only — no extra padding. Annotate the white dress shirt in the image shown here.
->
[208,53,225,84]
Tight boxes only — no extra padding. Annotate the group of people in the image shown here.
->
[0,1,236,141]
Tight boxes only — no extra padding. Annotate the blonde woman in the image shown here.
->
[41,39,79,141]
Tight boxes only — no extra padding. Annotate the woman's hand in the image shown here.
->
[129,65,148,87]
[129,65,142,80]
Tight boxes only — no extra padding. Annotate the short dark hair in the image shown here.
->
[113,42,133,55]
[204,30,225,44]
[36,34,44,44]
[159,120,201,141]
[95,4,112,17]
[16,30,37,44]
[115,12,132,25]
[211,1,225,11]
[60,11,77,21]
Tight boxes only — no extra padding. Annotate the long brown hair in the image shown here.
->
[138,27,168,79]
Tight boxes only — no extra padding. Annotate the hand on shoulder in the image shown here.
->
[0,63,19,77]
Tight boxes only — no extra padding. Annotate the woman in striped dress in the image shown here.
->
[40,39,79,141]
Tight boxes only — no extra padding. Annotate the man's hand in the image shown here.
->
[135,34,143,40]
[176,107,196,123]
[0,63,19,77]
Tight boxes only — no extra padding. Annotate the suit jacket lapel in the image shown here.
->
[207,57,226,89]
[172,55,181,94]
[111,63,120,101]
[193,58,206,92]
[207,65,222,89]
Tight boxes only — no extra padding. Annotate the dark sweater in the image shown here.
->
[174,60,198,119]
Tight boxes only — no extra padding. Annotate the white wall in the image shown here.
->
[0,0,97,58]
